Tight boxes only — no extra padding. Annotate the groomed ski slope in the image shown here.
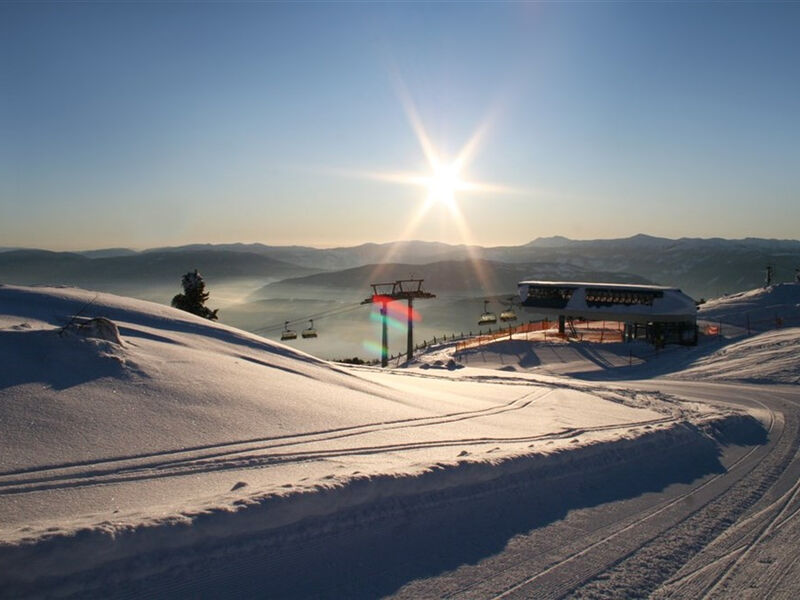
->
[0,284,767,591]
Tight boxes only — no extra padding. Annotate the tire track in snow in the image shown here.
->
[390,384,781,600]
[467,400,777,600]
[561,387,800,600]
[620,387,800,599]
[657,463,800,597]
[685,392,800,599]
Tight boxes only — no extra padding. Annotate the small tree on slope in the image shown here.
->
[171,270,219,320]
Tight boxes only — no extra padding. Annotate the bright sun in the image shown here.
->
[426,162,464,209]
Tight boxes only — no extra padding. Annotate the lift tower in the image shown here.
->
[362,279,436,367]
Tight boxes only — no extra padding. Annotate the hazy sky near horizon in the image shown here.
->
[2,2,798,251]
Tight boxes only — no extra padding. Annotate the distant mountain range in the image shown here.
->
[2,235,798,300]
[0,249,315,287]
[137,240,466,271]
[255,259,652,298]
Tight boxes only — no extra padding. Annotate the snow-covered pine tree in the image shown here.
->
[171,269,219,320]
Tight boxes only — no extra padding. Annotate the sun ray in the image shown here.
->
[367,196,434,277]
[452,114,493,174]
[446,201,501,295]
[457,180,522,195]
[392,75,441,169]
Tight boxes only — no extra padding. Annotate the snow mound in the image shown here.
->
[71,316,123,345]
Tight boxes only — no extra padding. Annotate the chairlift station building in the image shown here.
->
[517,280,698,345]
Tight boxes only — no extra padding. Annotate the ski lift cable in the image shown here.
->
[251,302,367,334]
[254,305,361,334]
[253,303,363,332]
[258,287,429,335]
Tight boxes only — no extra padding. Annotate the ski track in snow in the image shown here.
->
[0,413,680,496]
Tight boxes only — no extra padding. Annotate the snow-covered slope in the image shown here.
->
[0,285,753,591]
[676,328,800,384]
[698,282,800,331]
[681,283,800,383]
[0,284,409,471]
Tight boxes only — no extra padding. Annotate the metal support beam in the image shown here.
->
[363,279,435,368]
[381,301,388,368]
[406,297,414,364]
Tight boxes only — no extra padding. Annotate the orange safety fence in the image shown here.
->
[701,312,799,337]
[454,319,629,351]
[572,329,624,343]
[455,320,553,352]
[571,320,624,343]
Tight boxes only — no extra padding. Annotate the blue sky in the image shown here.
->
[2,2,798,250]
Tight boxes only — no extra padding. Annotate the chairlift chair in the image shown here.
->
[280,321,297,341]
[478,300,497,325]
[499,309,517,322]
[302,319,318,339]
[499,299,518,322]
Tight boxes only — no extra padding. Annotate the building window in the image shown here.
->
[525,286,575,309]
[585,288,663,307]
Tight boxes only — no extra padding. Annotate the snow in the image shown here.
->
[680,283,800,383]
[698,282,800,332]
[0,283,741,589]
[2,281,795,592]
[675,328,800,384]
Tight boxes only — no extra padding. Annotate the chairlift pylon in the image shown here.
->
[302,319,318,339]
[478,300,497,325]
[280,321,297,341]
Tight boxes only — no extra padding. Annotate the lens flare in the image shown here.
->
[370,311,407,332]
[367,299,421,332]
[362,340,386,358]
